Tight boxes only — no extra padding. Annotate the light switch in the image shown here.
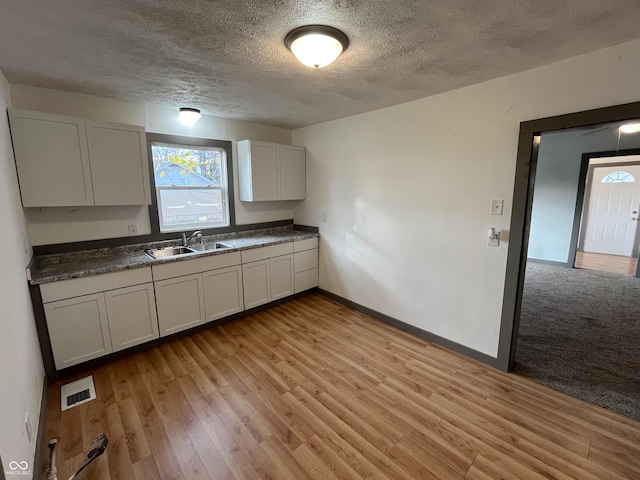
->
[490,199,504,216]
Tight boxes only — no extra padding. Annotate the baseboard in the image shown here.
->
[527,258,571,267]
[318,289,497,368]
[33,376,48,480]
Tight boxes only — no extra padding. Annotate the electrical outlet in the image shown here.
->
[24,412,32,442]
[320,212,327,223]
[128,224,138,236]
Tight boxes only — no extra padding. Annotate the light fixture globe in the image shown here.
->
[619,122,640,134]
[179,107,201,125]
[285,25,349,68]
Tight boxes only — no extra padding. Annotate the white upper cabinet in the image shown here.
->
[8,110,94,207]
[237,139,305,202]
[8,109,151,207]
[86,120,151,205]
[279,145,306,200]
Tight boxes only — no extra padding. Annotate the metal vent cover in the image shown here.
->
[60,375,96,411]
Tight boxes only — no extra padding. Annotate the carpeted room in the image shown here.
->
[514,262,640,421]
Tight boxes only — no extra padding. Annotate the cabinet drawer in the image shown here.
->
[294,268,318,293]
[152,251,241,281]
[41,267,152,303]
[241,243,293,263]
[294,249,318,273]
[294,237,318,252]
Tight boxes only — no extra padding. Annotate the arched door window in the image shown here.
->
[601,171,636,183]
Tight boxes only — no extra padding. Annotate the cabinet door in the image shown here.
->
[238,140,279,201]
[279,145,306,200]
[105,283,159,352]
[86,120,151,205]
[44,293,111,369]
[242,260,271,309]
[8,109,94,207]
[155,274,205,336]
[270,254,294,300]
[203,265,244,321]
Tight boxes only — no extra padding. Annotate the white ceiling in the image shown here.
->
[2,1,640,129]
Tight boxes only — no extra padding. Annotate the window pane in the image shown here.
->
[158,188,225,231]
[152,145,224,186]
[602,171,636,183]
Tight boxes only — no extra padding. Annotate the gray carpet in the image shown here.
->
[513,262,640,421]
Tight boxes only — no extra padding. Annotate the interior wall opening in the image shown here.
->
[499,105,640,421]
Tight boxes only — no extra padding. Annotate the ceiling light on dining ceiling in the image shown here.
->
[178,107,201,125]
[285,25,349,68]
[619,122,640,134]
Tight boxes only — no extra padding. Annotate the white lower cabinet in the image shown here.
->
[203,265,244,321]
[105,283,158,352]
[155,273,206,336]
[270,254,294,300]
[44,293,112,370]
[240,242,296,309]
[242,259,271,309]
[152,252,243,336]
[41,268,157,370]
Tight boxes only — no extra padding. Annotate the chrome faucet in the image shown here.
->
[182,230,203,247]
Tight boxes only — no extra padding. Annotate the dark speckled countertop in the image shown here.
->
[28,226,318,285]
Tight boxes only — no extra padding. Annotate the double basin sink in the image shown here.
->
[145,241,234,259]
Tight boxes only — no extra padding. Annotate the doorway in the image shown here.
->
[498,108,640,419]
[498,101,640,372]
[574,158,640,276]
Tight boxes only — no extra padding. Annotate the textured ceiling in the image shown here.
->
[2,1,640,128]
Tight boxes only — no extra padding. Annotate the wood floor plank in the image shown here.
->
[45,292,640,480]
[388,435,466,479]
[145,375,211,479]
[128,360,186,480]
[104,401,137,479]
[117,396,152,464]
[260,436,315,480]
[176,374,260,480]
[204,388,285,480]
[132,455,161,480]
[299,435,367,480]
[428,389,598,480]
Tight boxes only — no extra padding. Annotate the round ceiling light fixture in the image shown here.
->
[619,122,640,134]
[179,107,201,125]
[285,25,349,68]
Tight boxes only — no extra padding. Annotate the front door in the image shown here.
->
[582,166,640,256]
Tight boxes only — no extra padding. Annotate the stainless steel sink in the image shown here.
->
[188,241,234,252]
[145,246,195,259]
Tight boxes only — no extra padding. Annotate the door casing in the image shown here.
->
[497,100,640,372]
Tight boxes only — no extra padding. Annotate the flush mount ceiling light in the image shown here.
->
[285,25,349,68]
[619,122,640,134]
[179,107,201,125]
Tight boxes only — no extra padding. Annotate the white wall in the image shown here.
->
[10,85,296,245]
[0,73,45,474]
[293,38,640,358]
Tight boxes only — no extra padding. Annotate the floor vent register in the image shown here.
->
[60,375,97,411]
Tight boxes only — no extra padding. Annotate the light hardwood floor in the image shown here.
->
[46,292,640,479]
[574,251,638,276]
